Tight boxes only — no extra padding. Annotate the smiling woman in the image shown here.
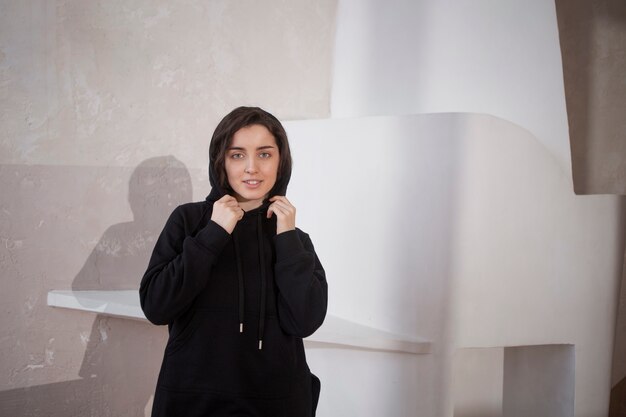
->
[139,106,328,417]
[225,124,280,212]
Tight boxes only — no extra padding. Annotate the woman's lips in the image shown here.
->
[243,180,262,188]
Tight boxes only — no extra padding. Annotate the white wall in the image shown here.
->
[330,0,571,180]
[285,113,623,417]
[286,114,462,416]
[450,115,624,416]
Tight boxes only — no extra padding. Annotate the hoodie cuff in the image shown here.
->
[192,219,231,256]
[274,229,306,262]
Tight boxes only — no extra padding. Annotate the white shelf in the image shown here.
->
[47,290,431,355]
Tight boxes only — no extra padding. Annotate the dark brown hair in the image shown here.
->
[209,106,292,195]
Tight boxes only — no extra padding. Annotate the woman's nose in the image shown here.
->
[245,159,257,173]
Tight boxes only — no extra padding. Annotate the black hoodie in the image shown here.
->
[139,159,328,417]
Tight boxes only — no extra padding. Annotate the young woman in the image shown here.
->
[140,106,328,417]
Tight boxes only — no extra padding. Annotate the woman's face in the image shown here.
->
[224,124,280,211]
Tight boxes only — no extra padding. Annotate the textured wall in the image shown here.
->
[0,0,337,415]
[555,0,626,195]
[0,0,336,169]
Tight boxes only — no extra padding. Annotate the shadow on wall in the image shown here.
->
[0,156,192,417]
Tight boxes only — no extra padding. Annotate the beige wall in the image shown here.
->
[0,1,337,415]
[555,0,626,195]
[0,0,335,168]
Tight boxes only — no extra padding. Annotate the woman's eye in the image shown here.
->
[260,152,271,158]
[231,153,244,159]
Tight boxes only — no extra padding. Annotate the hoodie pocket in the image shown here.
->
[165,309,200,356]
[161,310,302,398]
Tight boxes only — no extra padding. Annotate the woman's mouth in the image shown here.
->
[243,180,262,188]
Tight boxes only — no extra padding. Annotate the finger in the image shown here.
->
[269,204,287,218]
[267,204,275,218]
[270,200,294,214]
[229,206,243,219]
[271,199,292,209]
[266,203,278,218]
[270,196,294,210]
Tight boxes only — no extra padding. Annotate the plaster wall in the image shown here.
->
[0,0,336,415]
[0,0,336,169]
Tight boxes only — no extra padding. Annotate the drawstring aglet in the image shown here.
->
[240,323,243,333]
[258,339,263,350]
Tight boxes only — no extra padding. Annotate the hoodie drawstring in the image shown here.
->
[257,212,267,350]
[232,231,245,334]
[231,210,267,350]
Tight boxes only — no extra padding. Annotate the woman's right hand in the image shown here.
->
[210,195,244,234]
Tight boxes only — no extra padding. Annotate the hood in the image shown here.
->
[205,155,291,206]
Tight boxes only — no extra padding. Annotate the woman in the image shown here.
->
[140,106,328,417]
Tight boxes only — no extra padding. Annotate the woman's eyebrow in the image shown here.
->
[227,145,277,151]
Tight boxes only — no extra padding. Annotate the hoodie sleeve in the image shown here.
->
[139,205,231,325]
[273,229,328,338]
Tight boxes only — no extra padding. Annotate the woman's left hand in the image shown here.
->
[267,195,296,235]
